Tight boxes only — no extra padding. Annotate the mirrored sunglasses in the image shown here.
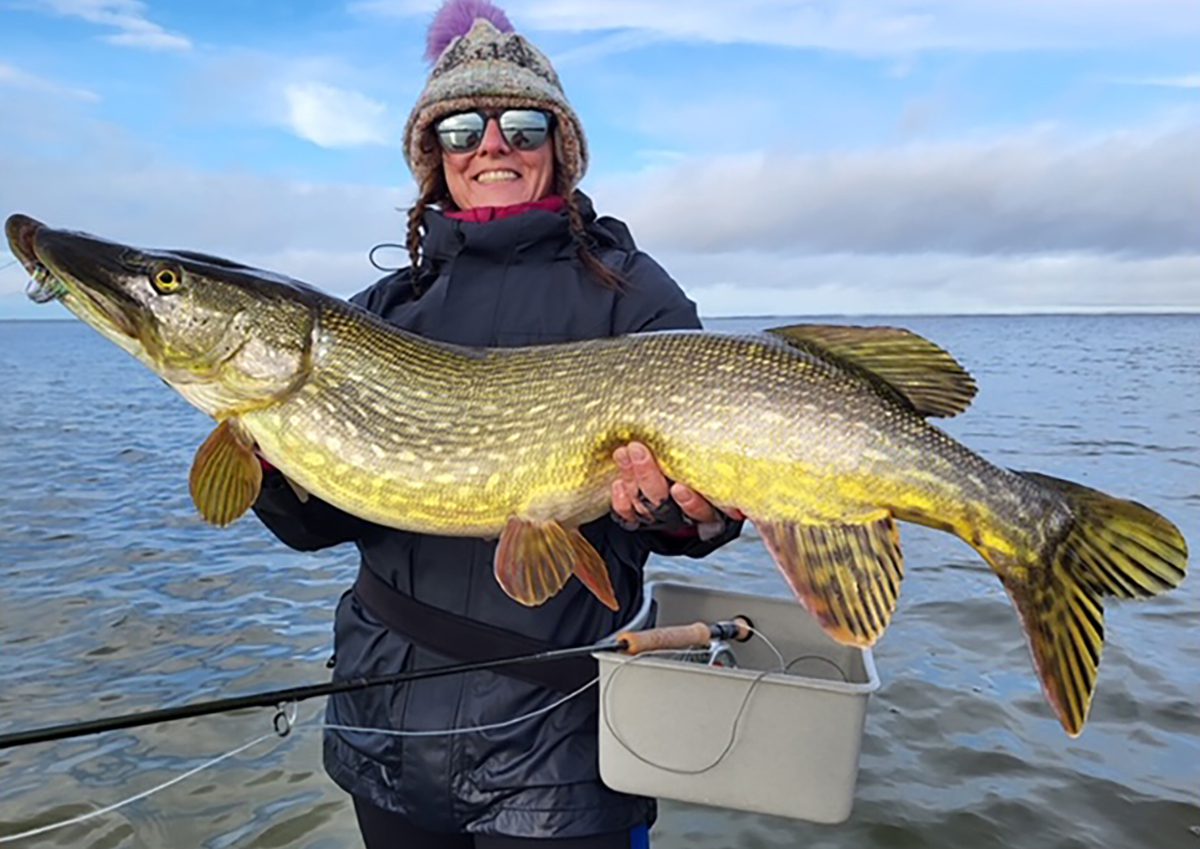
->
[435,109,554,154]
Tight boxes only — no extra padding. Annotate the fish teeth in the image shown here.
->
[25,264,66,304]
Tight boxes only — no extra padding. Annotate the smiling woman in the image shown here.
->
[247,1,743,847]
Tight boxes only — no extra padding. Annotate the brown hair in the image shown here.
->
[405,130,623,291]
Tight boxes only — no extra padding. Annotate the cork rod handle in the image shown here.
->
[617,617,752,656]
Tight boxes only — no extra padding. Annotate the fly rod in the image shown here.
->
[0,617,750,750]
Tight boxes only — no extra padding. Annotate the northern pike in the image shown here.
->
[6,213,1187,736]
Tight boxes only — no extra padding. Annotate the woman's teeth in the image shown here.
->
[476,171,519,184]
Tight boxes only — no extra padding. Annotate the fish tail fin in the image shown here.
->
[983,472,1187,736]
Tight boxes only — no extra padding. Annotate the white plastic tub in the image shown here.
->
[596,581,879,823]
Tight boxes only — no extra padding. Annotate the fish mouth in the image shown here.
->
[5,214,140,339]
[4,214,65,304]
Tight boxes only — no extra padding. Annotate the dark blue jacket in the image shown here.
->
[253,195,741,838]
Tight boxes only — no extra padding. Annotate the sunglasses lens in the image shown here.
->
[499,110,550,151]
[436,112,486,153]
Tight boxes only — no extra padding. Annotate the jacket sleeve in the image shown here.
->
[609,250,745,558]
[612,251,706,334]
[252,471,373,551]
[251,270,412,552]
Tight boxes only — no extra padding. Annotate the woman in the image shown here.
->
[254,2,742,846]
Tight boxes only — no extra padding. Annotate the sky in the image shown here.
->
[1,0,1198,319]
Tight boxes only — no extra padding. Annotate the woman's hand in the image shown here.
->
[610,441,743,529]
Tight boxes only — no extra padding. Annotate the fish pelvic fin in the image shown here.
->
[756,511,905,648]
[988,472,1188,737]
[495,518,619,612]
[765,324,977,418]
[189,419,262,527]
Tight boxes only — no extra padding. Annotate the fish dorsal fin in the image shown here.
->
[765,324,977,418]
[755,511,905,648]
[189,419,262,527]
[495,518,619,611]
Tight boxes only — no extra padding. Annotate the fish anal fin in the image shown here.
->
[755,512,904,648]
[189,419,262,527]
[765,324,977,418]
[495,519,619,611]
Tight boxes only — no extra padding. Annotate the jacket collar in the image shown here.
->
[421,191,627,263]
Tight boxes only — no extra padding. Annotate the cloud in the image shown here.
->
[0,155,409,288]
[0,62,100,101]
[350,0,1200,53]
[283,82,391,148]
[2,113,1197,318]
[29,0,191,51]
[662,251,1200,317]
[592,126,1200,258]
[1117,74,1200,89]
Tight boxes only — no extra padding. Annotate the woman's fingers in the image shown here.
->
[669,482,719,524]
[626,442,670,506]
[612,441,744,528]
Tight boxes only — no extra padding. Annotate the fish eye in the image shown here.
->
[151,265,182,294]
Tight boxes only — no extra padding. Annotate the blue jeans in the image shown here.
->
[354,797,651,849]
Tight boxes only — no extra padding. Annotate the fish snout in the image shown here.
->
[4,214,45,271]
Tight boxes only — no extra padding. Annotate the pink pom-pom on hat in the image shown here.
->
[425,0,514,63]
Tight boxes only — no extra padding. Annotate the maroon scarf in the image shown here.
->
[444,195,566,223]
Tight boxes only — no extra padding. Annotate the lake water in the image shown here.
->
[0,315,1196,849]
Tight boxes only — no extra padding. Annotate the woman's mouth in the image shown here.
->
[475,170,520,184]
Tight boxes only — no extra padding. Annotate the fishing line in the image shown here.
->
[0,731,279,844]
[0,672,611,844]
[0,641,622,751]
[319,675,599,739]
[2,633,796,839]
[601,625,846,776]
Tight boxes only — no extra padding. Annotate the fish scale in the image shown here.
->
[5,212,1188,737]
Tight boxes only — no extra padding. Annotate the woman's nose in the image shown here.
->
[476,118,511,155]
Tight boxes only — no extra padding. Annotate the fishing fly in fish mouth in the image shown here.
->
[4,209,1189,740]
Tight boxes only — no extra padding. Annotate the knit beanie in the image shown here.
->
[404,0,588,202]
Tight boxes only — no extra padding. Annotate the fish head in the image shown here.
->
[6,214,317,416]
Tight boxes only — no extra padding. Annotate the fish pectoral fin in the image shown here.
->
[495,518,619,611]
[755,512,904,648]
[764,324,977,418]
[189,420,262,527]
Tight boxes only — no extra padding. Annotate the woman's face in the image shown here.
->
[442,116,555,210]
